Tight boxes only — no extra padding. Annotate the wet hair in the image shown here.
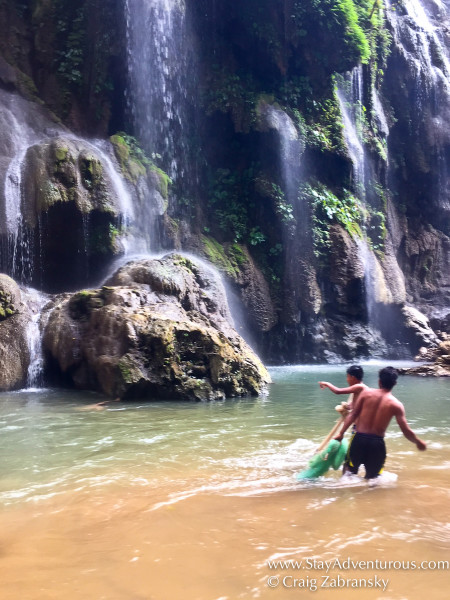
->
[379,366,398,390]
[346,365,364,381]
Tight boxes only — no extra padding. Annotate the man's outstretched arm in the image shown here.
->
[318,382,364,395]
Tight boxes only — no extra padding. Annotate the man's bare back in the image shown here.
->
[335,369,426,452]
[352,387,402,437]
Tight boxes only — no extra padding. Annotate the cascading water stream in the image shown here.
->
[264,105,304,213]
[3,105,38,285]
[336,67,382,324]
[386,0,450,92]
[1,91,140,389]
[22,288,49,389]
[386,0,450,210]
[125,0,191,183]
[336,66,366,197]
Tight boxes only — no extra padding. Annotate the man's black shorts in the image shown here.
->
[345,432,386,479]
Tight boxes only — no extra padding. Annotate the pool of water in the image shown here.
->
[0,362,449,599]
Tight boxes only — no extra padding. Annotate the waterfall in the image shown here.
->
[2,97,39,286]
[0,90,141,388]
[264,105,304,212]
[22,287,49,389]
[372,90,389,147]
[125,0,191,182]
[386,0,450,209]
[355,238,379,322]
[386,0,450,93]
[355,236,398,327]
[336,66,366,197]
[85,138,138,254]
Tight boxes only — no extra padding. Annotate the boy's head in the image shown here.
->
[346,364,364,385]
[379,366,398,391]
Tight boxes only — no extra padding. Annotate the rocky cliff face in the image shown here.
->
[0,0,449,367]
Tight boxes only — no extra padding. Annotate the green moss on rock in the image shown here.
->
[149,164,171,200]
[110,133,171,197]
[201,236,248,280]
[0,290,17,321]
[118,355,144,385]
[54,145,69,162]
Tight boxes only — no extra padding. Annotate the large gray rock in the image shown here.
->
[401,305,438,349]
[0,274,30,390]
[42,254,271,400]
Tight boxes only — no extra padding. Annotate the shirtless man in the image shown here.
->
[334,366,427,479]
[319,364,368,412]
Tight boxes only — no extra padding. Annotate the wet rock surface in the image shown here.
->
[19,136,125,292]
[399,339,450,377]
[0,274,31,390]
[42,253,271,400]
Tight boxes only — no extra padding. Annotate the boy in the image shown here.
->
[319,364,368,412]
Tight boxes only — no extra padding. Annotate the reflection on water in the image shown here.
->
[0,364,449,599]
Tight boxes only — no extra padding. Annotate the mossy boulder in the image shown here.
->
[42,253,271,400]
[22,137,121,225]
[18,136,126,292]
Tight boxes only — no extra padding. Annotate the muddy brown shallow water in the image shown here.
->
[1,363,449,599]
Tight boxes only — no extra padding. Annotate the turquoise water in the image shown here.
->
[0,362,449,506]
[0,362,449,599]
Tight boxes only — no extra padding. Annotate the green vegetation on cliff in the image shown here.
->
[110,133,171,198]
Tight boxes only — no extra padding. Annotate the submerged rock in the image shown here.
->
[42,253,271,400]
[0,274,30,390]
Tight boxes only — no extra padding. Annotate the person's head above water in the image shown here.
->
[346,365,363,383]
[378,366,398,391]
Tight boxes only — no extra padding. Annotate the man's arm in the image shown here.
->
[318,382,364,395]
[334,394,365,441]
[395,404,427,451]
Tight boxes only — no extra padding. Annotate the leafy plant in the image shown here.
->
[300,182,362,257]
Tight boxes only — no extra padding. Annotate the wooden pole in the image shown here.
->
[314,398,351,454]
